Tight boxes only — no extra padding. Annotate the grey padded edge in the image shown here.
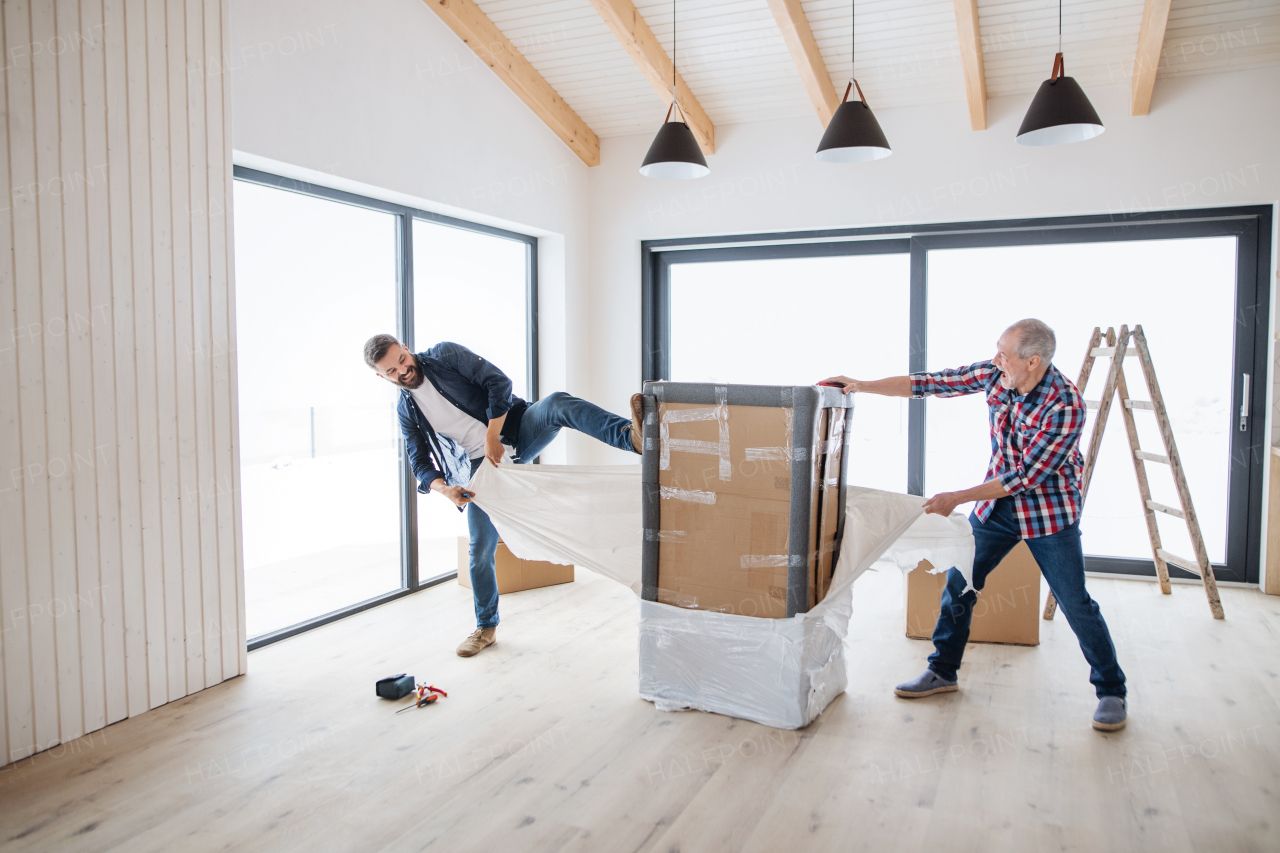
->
[642,380,854,409]
[640,394,660,602]
[831,404,856,573]
[786,388,819,617]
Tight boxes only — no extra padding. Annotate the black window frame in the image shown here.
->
[233,166,538,650]
[642,204,1272,586]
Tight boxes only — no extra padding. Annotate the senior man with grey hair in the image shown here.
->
[822,318,1128,731]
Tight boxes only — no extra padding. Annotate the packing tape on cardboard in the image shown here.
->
[658,392,732,482]
[715,387,731,481]
[661,407,720,423]
[740,554,788,568]
[659,486,717,505]
[744,447,788,462]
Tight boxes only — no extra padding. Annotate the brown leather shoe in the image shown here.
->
[629,392,644,454]
[456,627,496,657]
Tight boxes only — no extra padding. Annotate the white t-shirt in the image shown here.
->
[409,380,489,460]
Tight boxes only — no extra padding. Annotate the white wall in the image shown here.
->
[1,0,244,767]
[228,0,596,463]
[585,66,1280,467]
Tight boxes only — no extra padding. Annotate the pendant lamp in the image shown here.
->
[1016,0,1104,145]
[815,0,891,162]
[640,0,708,179]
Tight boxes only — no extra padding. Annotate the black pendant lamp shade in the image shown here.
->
[1017,0,1104,146]
[1016,53,1103,145]
[640,105,709,179]
[815,0,890,163]
[640,0,708,180]
[815,81,891,162]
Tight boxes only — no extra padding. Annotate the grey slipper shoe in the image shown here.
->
[1093,696,1127,731]
[893,669,959,698]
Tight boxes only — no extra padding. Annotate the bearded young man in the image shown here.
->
[364,334,642,657]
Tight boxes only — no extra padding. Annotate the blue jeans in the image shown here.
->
[465,391,634,628]
[928,497,1126,698]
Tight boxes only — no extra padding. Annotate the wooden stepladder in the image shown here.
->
[1042,325,1225,621]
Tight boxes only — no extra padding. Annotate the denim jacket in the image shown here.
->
[397,342,527,497]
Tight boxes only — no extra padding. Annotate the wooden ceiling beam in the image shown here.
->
[766,0,839,127]
[952,0,987,130]
[586,0,715,155]
[1131,0,1173,115]
[420,0,600,166]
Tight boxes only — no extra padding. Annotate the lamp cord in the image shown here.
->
[671,0,677,112]
[1058,0,1062,55]
[851,0,855,83]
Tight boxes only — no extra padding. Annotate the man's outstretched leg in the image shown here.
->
[512,391,641,461]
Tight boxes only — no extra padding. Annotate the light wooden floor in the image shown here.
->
[3,565,1279,852]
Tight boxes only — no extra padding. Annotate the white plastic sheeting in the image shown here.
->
[468,461,975,729]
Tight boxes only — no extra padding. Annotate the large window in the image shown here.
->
[644,207,1271,585]
[925,238,1237,567]
[233,182,402,641]
[413,220,533,583]
[233,168,536,647]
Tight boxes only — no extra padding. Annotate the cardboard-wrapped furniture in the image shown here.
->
[638,381,855,729]
[463,443,978,731]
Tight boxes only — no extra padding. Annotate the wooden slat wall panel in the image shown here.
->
[0,0,20,771]
[222,0,246,680]
[29,0,65,754]
[206,0,239,679]
[102,0,150,720]
[53,0,93,741]
[0,0,244,768]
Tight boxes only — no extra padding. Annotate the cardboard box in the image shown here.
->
[640,382,854,618]
[904,541,1042,646]
[456,538,574,594]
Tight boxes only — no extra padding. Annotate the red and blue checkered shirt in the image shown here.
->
[910,360,1086,538]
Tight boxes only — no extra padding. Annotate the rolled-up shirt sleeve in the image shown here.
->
[997,402,1086,496]
[910,360,998,398]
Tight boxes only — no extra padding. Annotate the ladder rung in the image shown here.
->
[1146,499,1185,519]
[1125,400,1155,411]
[1155,548,1203,576]
[1134,450,1169,464]
[1084,399,1102,409]
[1091,347,1139,357]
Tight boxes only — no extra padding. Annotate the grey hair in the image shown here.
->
[1006,318,1055,363]
[363,333,401,370]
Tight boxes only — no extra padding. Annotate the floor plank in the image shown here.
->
[2,567,1278,852]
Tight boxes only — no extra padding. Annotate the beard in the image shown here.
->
[395,354,426,390]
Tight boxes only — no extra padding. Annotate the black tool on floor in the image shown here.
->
[376,673,416,700]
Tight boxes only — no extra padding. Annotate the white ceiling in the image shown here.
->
[474,0,1280,138]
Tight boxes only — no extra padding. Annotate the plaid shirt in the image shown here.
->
[910,360,1086,538]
